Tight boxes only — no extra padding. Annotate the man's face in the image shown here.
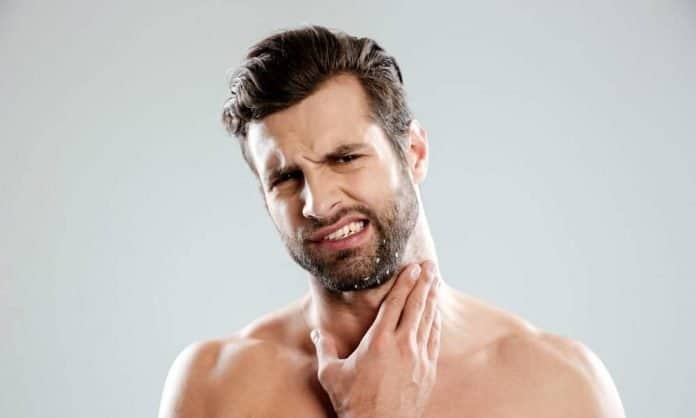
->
[246,74,419,292]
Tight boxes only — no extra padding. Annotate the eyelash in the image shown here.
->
[270,155,363,189]
[271,171,301,188]
[334,154,361,164]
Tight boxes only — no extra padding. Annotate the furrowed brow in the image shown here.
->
[265,143,369,183]
[324,143,370,159]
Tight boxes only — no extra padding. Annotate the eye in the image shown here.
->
[271,171,302,189]
[335,154,362,164]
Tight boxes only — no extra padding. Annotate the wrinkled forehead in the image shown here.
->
[245,74,389,177]
[247,117,387,177]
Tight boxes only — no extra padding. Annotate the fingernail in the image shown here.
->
[410,264,421,279]
[310,329,320,344]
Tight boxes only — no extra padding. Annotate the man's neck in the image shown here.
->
[303,208,447,359]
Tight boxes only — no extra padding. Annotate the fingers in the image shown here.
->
[397,260,437,336]
[311,329,339,378]
[371,264,422,332]
[427,309,442,361]
[417,276,440,346]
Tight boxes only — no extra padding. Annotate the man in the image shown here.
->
[158,25,625,418]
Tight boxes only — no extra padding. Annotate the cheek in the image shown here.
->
[347,161,401,200]
[269,199,296,233]
[386,160,406,191]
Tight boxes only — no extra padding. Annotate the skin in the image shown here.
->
[158,74,626,418]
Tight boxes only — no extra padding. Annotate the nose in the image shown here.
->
[301,172,342,221]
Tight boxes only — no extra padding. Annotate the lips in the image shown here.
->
[312,219,372,252]
[308,215,370,242]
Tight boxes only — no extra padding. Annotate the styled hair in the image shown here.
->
[221,25,413,173]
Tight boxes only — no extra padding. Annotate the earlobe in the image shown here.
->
[407,120,429,184]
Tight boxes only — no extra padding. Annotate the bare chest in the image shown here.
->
[233,359,543,418]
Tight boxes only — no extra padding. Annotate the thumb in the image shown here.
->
[310,328,338,368]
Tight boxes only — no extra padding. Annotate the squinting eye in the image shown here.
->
[335,154,361,164]
[271,171,301,189]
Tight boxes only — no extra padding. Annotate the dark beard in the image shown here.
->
[282,178,419,293]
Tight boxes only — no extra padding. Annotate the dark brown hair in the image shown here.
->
[221,25,413,173]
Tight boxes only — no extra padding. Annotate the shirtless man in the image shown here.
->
[158,25,626,418]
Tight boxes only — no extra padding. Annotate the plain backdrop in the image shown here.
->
[1,0,694,417]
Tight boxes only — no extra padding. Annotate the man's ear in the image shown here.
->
[405,119,429,184]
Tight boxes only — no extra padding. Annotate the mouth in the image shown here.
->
[321,219,368,241]
[309,219,372,251]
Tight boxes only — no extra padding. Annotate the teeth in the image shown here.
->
[323,221,365,241]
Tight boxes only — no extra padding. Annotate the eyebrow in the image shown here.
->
[265,142,370,185]
[323,143,370,160]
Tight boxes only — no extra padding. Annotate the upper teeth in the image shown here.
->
[323,221,365,241]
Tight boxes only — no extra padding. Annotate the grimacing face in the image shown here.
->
[246,74,423,293]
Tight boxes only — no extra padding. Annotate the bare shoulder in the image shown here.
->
[494,329,626,418]
[158,301,314,418]
[157,336,284,418]
[449,293,625,417]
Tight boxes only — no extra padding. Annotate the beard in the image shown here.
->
[281,174,419,293]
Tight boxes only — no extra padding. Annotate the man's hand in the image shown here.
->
[310,261,442,418]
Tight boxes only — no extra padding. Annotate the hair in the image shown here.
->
[221,25,413,174]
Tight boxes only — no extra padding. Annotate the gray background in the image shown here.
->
[1,0,694,417]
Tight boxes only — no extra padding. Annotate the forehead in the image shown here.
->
[246,74,388,174]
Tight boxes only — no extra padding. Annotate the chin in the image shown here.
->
[319,262,396,293]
